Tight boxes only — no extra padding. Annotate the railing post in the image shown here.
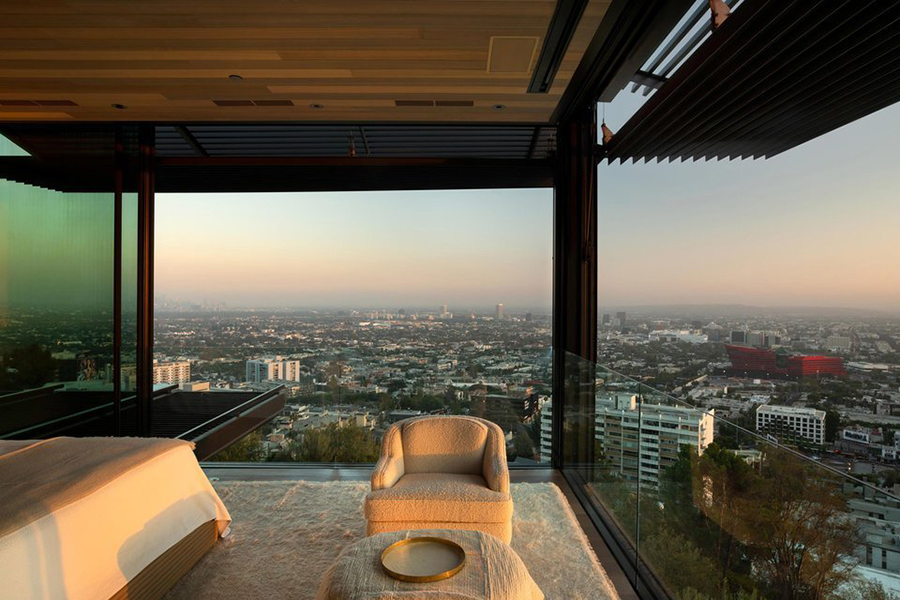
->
[552,103,598,469]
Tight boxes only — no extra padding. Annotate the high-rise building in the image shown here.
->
[152,360,191,385]
[704,323,724,342]
[746,331,765,347]
[756,404,825,445]
[245,356,303,382]
[602,313,611,325]
[615,311,627,327]
[440,304,448,316]
[538,395,714,486]
[597,393,714,488]
[495,303,505,320]
[763,331,781,347]
[731,330,747,344]
[540,399,553,463]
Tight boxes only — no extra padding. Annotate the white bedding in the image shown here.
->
[0,443,230,600]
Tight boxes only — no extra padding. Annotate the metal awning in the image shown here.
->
[604,0,900,162]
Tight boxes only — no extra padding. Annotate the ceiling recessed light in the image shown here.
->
[228,74,244,81]
[111,103,127,110]
[491,104,506,110]
[310,103,324,109]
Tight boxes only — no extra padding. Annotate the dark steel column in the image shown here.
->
[136,125,155,436]
[113,126,124,436]
[552,103,598,469]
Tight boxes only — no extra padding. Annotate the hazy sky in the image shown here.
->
[596,93,900,312]
[156,94,900,314]
[156,189,553,312]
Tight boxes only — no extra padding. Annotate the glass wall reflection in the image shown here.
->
[0,178,116,438]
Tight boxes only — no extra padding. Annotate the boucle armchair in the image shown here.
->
[364,415,513,544]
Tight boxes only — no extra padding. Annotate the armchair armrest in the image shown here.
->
[482,422,510,494]
[371,423,405,490]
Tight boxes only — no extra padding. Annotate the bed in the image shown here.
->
[0,437,231,600]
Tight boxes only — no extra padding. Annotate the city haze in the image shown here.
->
[155,189,552,313]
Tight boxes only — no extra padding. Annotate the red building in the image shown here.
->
[725,345,846,379]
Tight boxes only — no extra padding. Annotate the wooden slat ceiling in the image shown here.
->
[0,0,610,123]
[604,0,900,162]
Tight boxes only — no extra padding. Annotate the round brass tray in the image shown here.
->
[380,536,466,583]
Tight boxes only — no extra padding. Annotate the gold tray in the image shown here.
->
[380,536,466,583]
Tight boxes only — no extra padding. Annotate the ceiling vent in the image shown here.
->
[487,37,539,73]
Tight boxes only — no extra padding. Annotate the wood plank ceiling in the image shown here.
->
[0,0,610,123]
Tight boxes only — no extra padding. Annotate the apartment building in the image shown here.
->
[756,404,825,446]
[245,356,303,383]
[152,360,191,385]
[538,395,715,486]
[597,394,715,488]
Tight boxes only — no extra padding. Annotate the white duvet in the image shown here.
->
[0,443,230,600]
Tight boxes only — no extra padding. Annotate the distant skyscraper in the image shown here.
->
[525,312,533,322]
[496,303,505,320]
[731,330,746,344]
[440,304,449,316]
[746,331,765,347]
[602,313,611,325]
[615,311,627,327]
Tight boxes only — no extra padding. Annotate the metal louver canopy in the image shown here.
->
[604,0,900,162]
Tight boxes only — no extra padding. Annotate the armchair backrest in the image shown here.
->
[400,415,498,475]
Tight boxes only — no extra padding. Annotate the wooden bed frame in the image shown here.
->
[110,520,218,600]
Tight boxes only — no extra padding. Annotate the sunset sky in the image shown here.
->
[156,96,900,314]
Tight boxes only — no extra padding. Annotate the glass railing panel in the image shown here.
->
[563,352,641,568]
[564,351,900,600]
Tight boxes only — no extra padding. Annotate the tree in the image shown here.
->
[526,409,542,448]
[824,410,840,443]
[844,579,899,600]
[513,430,534,460]
[641,526,720,600]
[283,423,380,463]
[738,449,860,600]
[210,430,266,461]
[691,443,757,596]
[0,344,57,390]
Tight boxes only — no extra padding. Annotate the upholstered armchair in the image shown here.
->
[364,415,513,544]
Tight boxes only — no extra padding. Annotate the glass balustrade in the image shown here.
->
[563,350,900,600]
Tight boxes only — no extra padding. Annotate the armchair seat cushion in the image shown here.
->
[364,473,513,524]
